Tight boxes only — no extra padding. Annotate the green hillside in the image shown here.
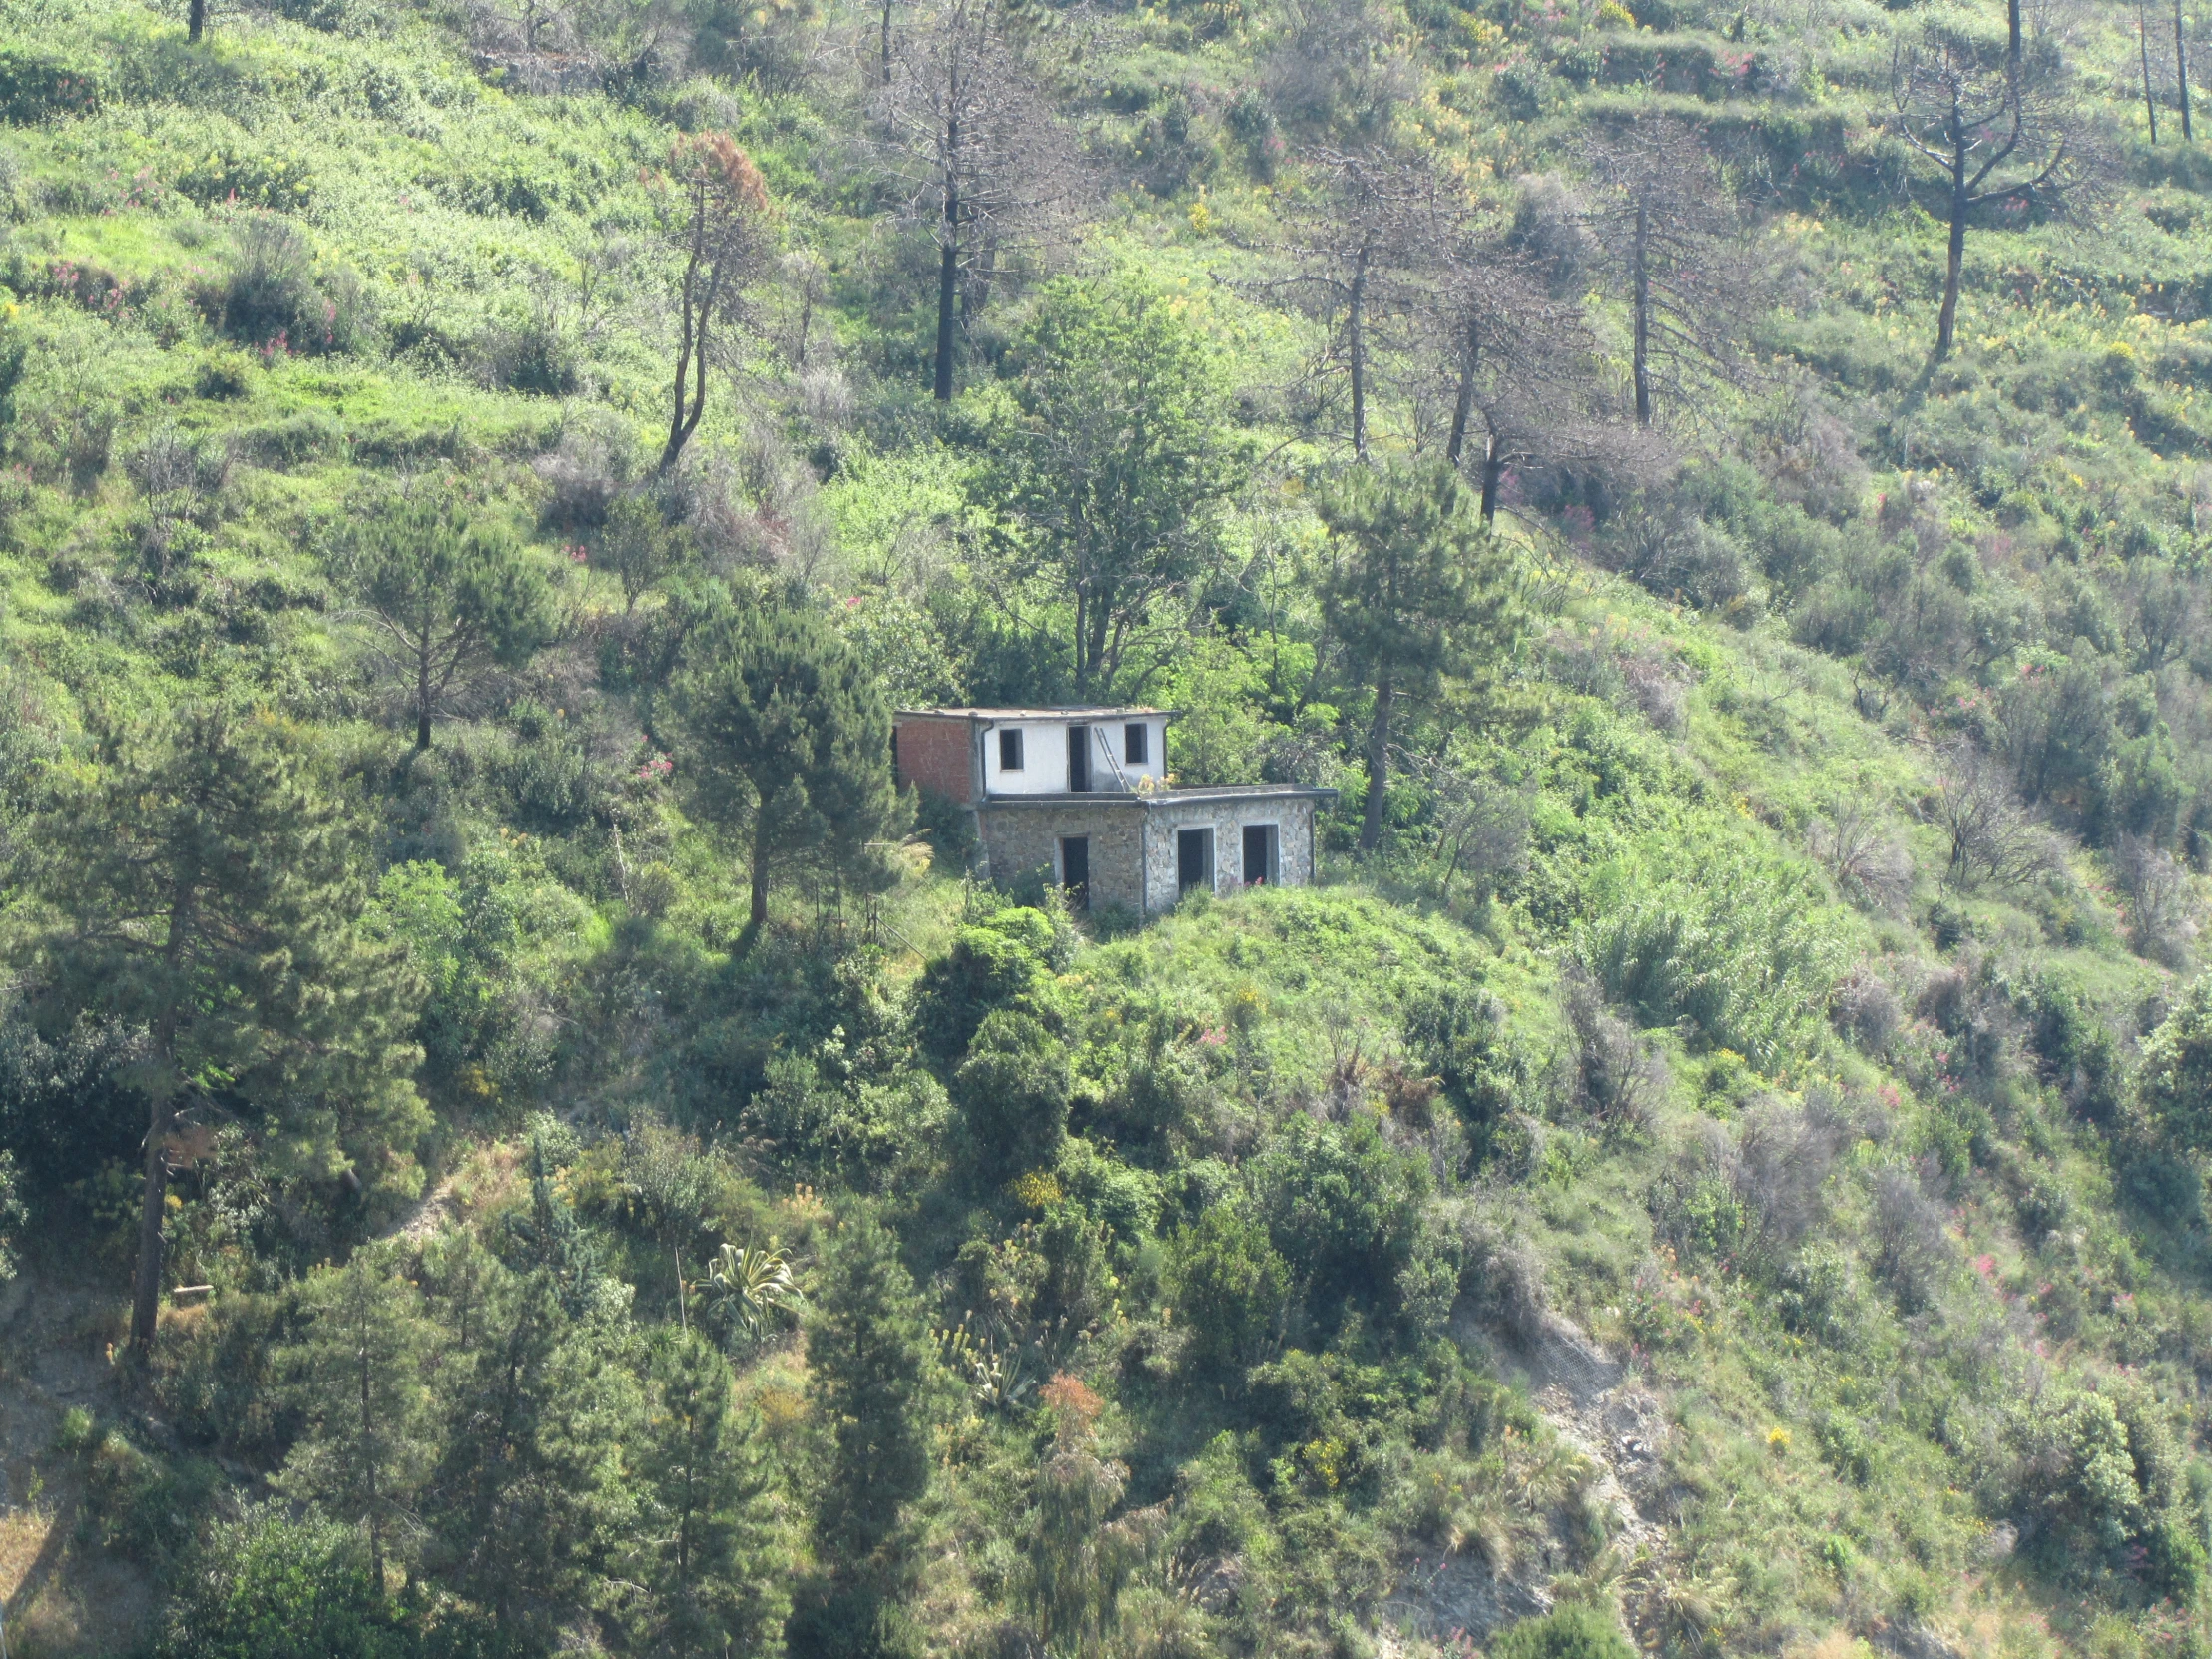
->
[3,0,2212,1654]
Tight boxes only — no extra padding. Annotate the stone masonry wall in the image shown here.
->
[977,802,1148,912]
[1140,796,1316,914]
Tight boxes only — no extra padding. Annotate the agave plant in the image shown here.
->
[695,1237,803,1346]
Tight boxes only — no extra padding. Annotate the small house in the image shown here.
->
[893,706,1336,916]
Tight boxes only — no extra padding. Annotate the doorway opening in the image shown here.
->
[1177,828,1213,895]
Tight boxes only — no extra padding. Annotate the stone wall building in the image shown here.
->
[893,706,1335,917]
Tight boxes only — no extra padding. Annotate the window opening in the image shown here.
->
[999,729,1024,771]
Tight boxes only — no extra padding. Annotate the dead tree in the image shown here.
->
[1891,27,2093,360]
[1581,117,1750,428]
[882,0,1079,400]
[1262,147,1448,461]
[2143,0,2162,143]
[655,133,770,475]
[1427,234,1597,520]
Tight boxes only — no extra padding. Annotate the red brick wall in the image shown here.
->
[894,716,976,804]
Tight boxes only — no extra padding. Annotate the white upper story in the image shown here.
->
[980,708,1171,796]
[892,707,1174,799]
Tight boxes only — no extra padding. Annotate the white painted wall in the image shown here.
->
[981,719,1167,795]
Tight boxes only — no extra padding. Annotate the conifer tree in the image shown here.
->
[348,488,557,749]
[806,1208,940,1562]
[422,1260,640,1645]
[674,601,905,926]
[1314,462,1523,852]
[633,1329,788,1657]
[275,1244,436,1593]
[16,705,426,1351]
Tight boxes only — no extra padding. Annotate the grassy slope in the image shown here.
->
[4,0,2212,1654]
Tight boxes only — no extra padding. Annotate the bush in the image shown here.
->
[2140,972,2212,1153]
[1488,1603,1635,1659]
[1247,1113,1429,1332]
[217,220,363,354]
[159,1506,408,1659]
[952,1009,1072,1184]
[912,908,1064,1060]
[1169,1204,1292,1380]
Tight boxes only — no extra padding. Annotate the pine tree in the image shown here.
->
[15,704,427,1351]
[274,1244,436,1592]
[1314,462,1524,852]
[421,1260,641,1646]
[347,487,556,750]
[633,1329,788,1657]
[674,601,905,926]
[806,1208,940,1564]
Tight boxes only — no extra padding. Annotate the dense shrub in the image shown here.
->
[1488,1603,1636,1659]
[952,1009,1073,1184]
[159,1507,407,1659]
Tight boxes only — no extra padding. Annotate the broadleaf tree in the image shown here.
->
[980,271,1243,698]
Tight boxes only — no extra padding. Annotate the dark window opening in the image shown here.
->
[1177,828,1213,895]
[999,729,1024,771]
[1060,836,1090,909]
[1243,824,1277,885]
[1124,722,1148,765]
[1067,726,1091,792]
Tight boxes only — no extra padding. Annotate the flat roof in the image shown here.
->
[896,707,1178,722]
[976,785,1339,805]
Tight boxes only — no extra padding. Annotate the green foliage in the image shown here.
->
[806,1208,942,1565]
[2140,972,2212,1154]
[1488,1604,1636,1659]
[952,1009,1073,1186]
[911,906,1065,1060]
[1169,1202,1293,1380]
[675,599,906,925]
[976,269,1240,697]
[159,1506,408,1659]
[1247,1113,1431,1333]
[275,1245,437,1588]
[631,1329,788,1658]
[346,488,558,751]
[1313,459,1525,848]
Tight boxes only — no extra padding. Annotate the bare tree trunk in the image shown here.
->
[1445,316,1477,467]
[1359,678,1393,851]
[934,140,959,401]
[2146,1,2164,142]
[416,633,434,750]
[1631,199,1653,426]
[2008,0,2022,71]
[133,1093,171,1350]
[1935,139,1968,360]
[2181,0,2195,141]
[751,819,772,926]
[1478,432,1504,522]
[361,1324,383,1592]
[133,898,192,1353]
[188,0,204,40]
[881,0,893,84]
[1349,242,1371,460]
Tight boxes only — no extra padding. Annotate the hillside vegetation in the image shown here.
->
[5,0,2212,1653]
